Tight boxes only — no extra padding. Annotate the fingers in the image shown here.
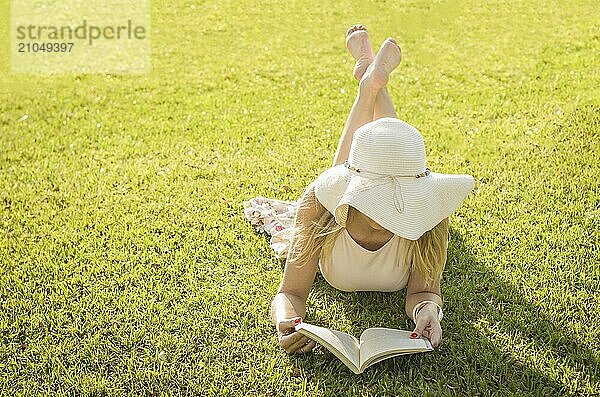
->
[411,319,443,348]
[286,333,311,353]
[296,339,317,354]
[279,332,314,354]
[411,314,428,338]
[278,327,303,346]
[302,339,317,352]
[428,325,442,348]
[276,317,318,354]
[276,319,319,354]
[411,310,443,348]
[277,317,302,333]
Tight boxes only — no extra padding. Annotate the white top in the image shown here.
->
[318,228,413,292]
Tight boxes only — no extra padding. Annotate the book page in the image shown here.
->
[295,322,360,371]
[359,328,433,369]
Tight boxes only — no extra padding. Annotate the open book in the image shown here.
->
[295,322,433,374]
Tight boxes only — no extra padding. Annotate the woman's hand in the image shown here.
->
[410,304,442,348]
[276,317,317,354]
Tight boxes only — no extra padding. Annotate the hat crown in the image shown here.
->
[348,118,426,175]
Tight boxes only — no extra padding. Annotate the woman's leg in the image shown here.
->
[332,38,401,167]
[374,86,397,120]
[345,25,398,122]
[332,80,379,167]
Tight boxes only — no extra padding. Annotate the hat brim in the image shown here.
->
[314,165,474,240]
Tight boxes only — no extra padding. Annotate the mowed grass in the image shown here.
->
[0,0,599,395]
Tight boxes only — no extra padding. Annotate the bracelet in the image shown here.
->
[412,300,443,323]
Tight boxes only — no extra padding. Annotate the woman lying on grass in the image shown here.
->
[270,25,474,354]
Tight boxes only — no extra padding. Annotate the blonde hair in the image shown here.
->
[287,185,449,288]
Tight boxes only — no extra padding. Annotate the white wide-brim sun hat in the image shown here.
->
[314,117,474,240]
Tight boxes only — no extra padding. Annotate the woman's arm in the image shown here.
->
[270,182,326,353]
[405,269,443,322]
[405,264,444,347]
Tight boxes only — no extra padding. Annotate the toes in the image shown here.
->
[347,24,368,37]
[381,37,401,53]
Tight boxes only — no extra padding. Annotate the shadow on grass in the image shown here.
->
[289,228,598,396]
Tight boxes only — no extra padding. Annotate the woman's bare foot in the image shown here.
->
[346,24,375,81]
[359,38,401,92]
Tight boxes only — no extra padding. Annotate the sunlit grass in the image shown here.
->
[0,0,598,395]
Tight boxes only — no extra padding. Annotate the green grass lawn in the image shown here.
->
[1,0,599,395]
